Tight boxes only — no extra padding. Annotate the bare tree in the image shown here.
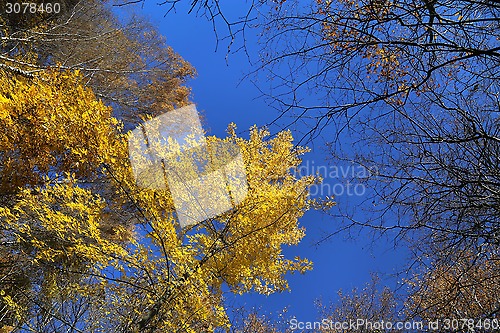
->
[406,249,500,330]
[316,275,402,333]
[247,0,500,255]
[238,0,500,321]
[256,0,500,133]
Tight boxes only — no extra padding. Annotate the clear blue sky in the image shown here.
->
[115,0,409,323]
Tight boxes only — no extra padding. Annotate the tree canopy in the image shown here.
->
[0,2,324,332]
[3,0,500,331]
[0,67,319,333]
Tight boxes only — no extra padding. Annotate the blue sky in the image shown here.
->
[115,0,409,323]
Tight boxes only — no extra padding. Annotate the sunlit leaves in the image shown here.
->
[0,70,120,193]
[0,69,320,332]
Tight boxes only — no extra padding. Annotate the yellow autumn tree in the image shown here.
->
[0,68,323,332]
[0,0,194,128]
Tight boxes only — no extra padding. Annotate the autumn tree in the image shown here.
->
[406,248,500,331]
[0,0,194,127]
[0,3,325,329]
[0,64,322,332]
[0,1,328,331]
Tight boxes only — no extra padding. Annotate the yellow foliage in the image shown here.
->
[0,69,322,332]
[0,69,121,193]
